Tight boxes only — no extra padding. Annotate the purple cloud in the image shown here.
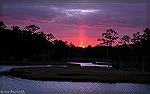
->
[0,0,148,28]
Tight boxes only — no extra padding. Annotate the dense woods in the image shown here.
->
[0,21,150,71]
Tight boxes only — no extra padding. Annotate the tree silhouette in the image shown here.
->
[46,33,55,41]
[121,35,130,45]
[0,21,7,29]
[0,21,57,62]
[131,32,143,45]
[143,28,150,41]
[98,29,119,46]
[11,25,20,31]
[130,29,150,72]
[141,28,150,71]
[53,40,70,59]
[24,25,40,33]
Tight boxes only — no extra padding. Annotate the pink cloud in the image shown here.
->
[0,16,146,47]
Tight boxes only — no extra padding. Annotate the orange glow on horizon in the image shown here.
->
[79,24,87,48]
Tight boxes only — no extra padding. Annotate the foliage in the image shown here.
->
[121,35,130,45]
[98,29,119,46]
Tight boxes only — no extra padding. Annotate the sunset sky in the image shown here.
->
[0,0,148,47]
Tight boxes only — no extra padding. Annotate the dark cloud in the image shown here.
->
[0,0,148,4]
[1,5,64,20]
[0,1,147,27]
[52,3,147,27]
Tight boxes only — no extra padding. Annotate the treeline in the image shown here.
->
[0,21,62,61]
[0,21,81,62]
[96,28,150,71]
[0,21,150,71]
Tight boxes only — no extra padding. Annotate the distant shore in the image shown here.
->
[1,66,150,84]
[0,58,112,65]
[0,61,67,65]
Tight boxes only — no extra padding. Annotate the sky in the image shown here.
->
[0,0,149,47]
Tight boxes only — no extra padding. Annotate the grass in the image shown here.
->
[1,66,150,84]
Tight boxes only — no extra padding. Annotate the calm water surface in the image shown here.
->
[0,77,150,94]
[0,65,150,94]
[68,62,112,67]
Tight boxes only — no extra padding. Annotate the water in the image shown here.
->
[67,62,112,67]
[0,76,150,94]
[0,65,150,94]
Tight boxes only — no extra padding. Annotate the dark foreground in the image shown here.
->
[1,66,150,84]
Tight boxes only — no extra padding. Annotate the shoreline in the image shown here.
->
[1,66,150,84]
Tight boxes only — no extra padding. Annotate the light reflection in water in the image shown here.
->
[68,62,112,67]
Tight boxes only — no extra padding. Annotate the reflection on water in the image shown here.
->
[0,77,150,94]
[68,62,112,67]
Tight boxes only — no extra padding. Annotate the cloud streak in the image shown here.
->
[0,2,147,27]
